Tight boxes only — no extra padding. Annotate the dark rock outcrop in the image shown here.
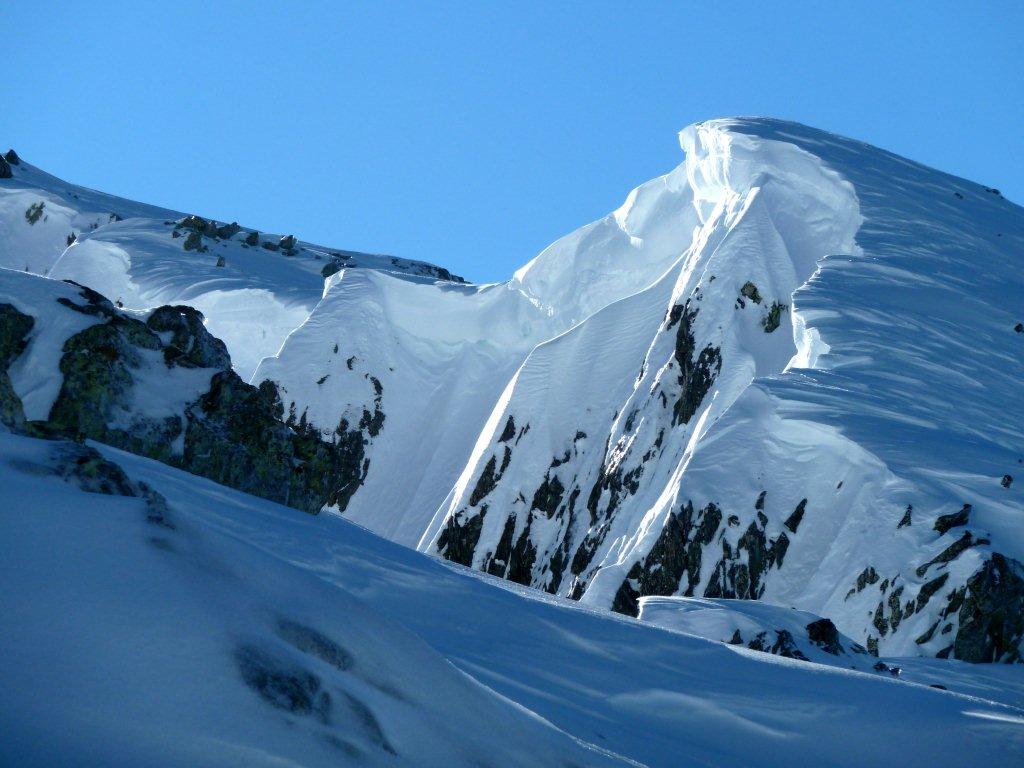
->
[611,501,722,615]
[147,305,231,369]
[25,202,45,225]
[806,618,843,655]
[182,231,207,252]
[436,508,486,567]
[0,303,34,428]
[740,281,762,304]
[668,301,722,426]
[762,301,786,332]
[953,554,1024,663]
[216,222,241,240]
[9,282,367,515]
[934,504,971,535]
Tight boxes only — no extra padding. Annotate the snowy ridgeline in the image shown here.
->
[419,120,1023,663]
[0,151,463,379]
[1,115,1023,676]
[3,429,1024,768]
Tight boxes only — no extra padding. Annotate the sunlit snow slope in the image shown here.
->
[420,119,1024,663]
[0,152,462,378]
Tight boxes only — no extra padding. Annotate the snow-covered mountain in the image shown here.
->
[2,115,1022,676]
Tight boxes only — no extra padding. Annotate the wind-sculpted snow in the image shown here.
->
[253,269,549,542]
[423,119,1024,664]
[427,123,859,595]
[3,429,1023,767]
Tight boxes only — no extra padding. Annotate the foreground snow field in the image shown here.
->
[2,430,1023,767]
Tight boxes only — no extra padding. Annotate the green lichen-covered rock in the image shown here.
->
[146,305,230,369]
[45,313,181,458]
[50,442,173,526]
[34,283,368,515]
[740,281,762,304]
[761,301,787,332]
[53,441,140,497]
[216,222,241,240]
[182,373,367,513]
[0,303,34,428]
[182,231,208,252]
[178,215,220,237]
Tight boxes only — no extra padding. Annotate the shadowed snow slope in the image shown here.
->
[2,429,1023,767]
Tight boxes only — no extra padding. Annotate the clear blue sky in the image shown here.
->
[4,1,1021,282]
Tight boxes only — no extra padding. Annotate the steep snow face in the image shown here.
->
[426,118,1024,663]
[253,269,549,543]
[4,429,1022,767]
[255,160,725,543]
[0,157,463,379]
[258,124,840,545]
[509,158,700,327]
[426,122,860,585]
